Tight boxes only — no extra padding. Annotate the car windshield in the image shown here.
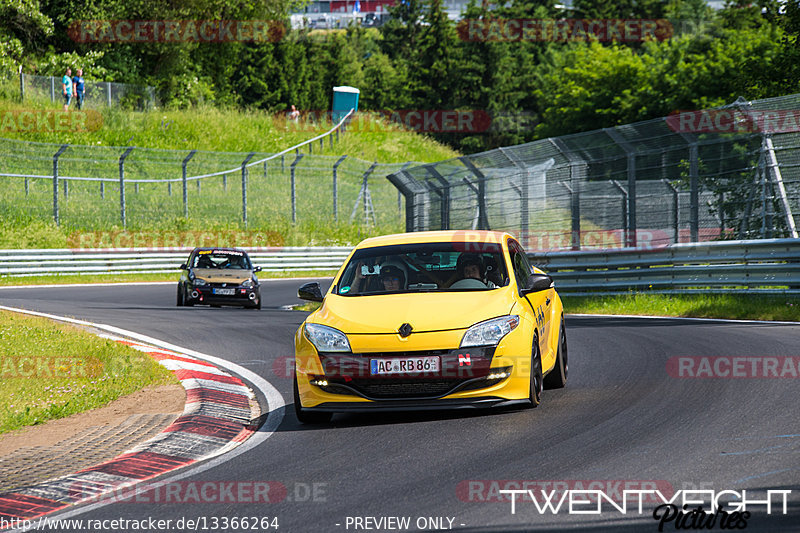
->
[336,242,509,296]
[192,250,251,270]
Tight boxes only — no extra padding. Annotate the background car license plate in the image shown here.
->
[370,356,440,375]
[213,288,235,295]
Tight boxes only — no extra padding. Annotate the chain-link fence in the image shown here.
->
[19,73,158,110]
[390,94,800,250]
[0,127,408,235]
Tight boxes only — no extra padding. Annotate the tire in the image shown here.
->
[293,371,332,424]
[176,283,184,307]
[543,321,568,390]
[528,335,543,408]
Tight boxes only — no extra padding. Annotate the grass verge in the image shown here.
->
[289,293,799,322]
[0,310,178,435]
[562,293,800,322]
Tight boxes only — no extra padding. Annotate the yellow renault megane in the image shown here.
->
[293,230,567,423]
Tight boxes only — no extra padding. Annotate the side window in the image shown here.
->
[509,240,533,290]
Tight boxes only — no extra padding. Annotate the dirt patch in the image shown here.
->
[0,384,185,456]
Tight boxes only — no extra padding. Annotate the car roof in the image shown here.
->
[354,230,515,249]
[192,247,248,253]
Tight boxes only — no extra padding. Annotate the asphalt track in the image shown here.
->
[1,280,799,532]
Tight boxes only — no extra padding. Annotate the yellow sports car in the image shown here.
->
[293,230,567,423]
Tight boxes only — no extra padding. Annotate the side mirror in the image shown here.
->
[298,282,324,302]
[521,274,553,295]
[179,263,187,270]
[253,266,262,273]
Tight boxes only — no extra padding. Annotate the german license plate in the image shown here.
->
[370,356,439,375]
[213,288,235,295]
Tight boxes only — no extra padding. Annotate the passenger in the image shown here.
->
[379,265,405,291]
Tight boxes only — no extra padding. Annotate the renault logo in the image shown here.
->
[398,323,413,338]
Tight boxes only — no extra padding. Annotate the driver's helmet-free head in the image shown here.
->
[457,253,483,279]
[379,264,406,288]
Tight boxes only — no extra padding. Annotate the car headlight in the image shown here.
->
[193,278,208,286]
[304,323,351,353]
[461,315,520,347]
[241,279,254,288]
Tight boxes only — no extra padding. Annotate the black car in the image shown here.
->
[177,247,262,309]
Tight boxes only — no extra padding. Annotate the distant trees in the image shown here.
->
[2,0,798,153]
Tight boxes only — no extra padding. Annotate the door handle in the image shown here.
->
[546,298,551,306]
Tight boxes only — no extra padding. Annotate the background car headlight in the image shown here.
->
[461,315,520,347]
[304,323,351,353]
[241,279,254,288]
[193,278,208,286]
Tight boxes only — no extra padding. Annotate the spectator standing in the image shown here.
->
[288,104,300,121]
[72,68,85,110]
[62,67,73,111]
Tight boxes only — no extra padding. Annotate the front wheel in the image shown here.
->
[528,336,543,408]
[293,371,333,424]
[176,283,184,306]
[543,321,568,390]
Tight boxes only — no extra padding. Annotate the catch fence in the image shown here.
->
[390,94,800,251]
[0,110,409,234]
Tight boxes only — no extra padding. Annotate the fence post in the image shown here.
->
[611,180,629,243]
[241,152,255,228]
[424,165,450,230]
[24,178,28,196]
[52,144,69,226]
[100,181,104,199]
[689,143,699,242]
[662,179,679,244]
[50,76,55,102]
[333,155,347,222]
[64,178,68,200]
[107,82,112,107]
[119,147,134,227]
[19,68,24,102]
[604,128,637,247]
[182,150,197,219]
[290,153,304,223]
[223,173,227,192]
[459,157,489,230]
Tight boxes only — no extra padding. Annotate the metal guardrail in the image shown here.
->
[530,238,800,294]
[0,247,352,277]
[1,240,797,294]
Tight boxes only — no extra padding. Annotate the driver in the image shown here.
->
[457,253,483,282]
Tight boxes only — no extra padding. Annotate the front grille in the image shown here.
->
[353,379,463,398]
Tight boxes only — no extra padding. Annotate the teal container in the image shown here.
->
[332,86,359,123]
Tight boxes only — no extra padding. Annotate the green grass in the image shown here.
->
[562,293,800,322]
[0,98,458,161]
[288,292,799,321]
[0,309,178,434]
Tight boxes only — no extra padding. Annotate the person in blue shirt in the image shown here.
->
[72,68,85,110]
[62,67,72,111]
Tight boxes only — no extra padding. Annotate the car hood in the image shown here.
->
[192,268,252,284]
[311,289,515,334]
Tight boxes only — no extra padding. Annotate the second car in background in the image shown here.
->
[177,247,262,309]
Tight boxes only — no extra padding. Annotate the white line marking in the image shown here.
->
[0,304,285,530]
